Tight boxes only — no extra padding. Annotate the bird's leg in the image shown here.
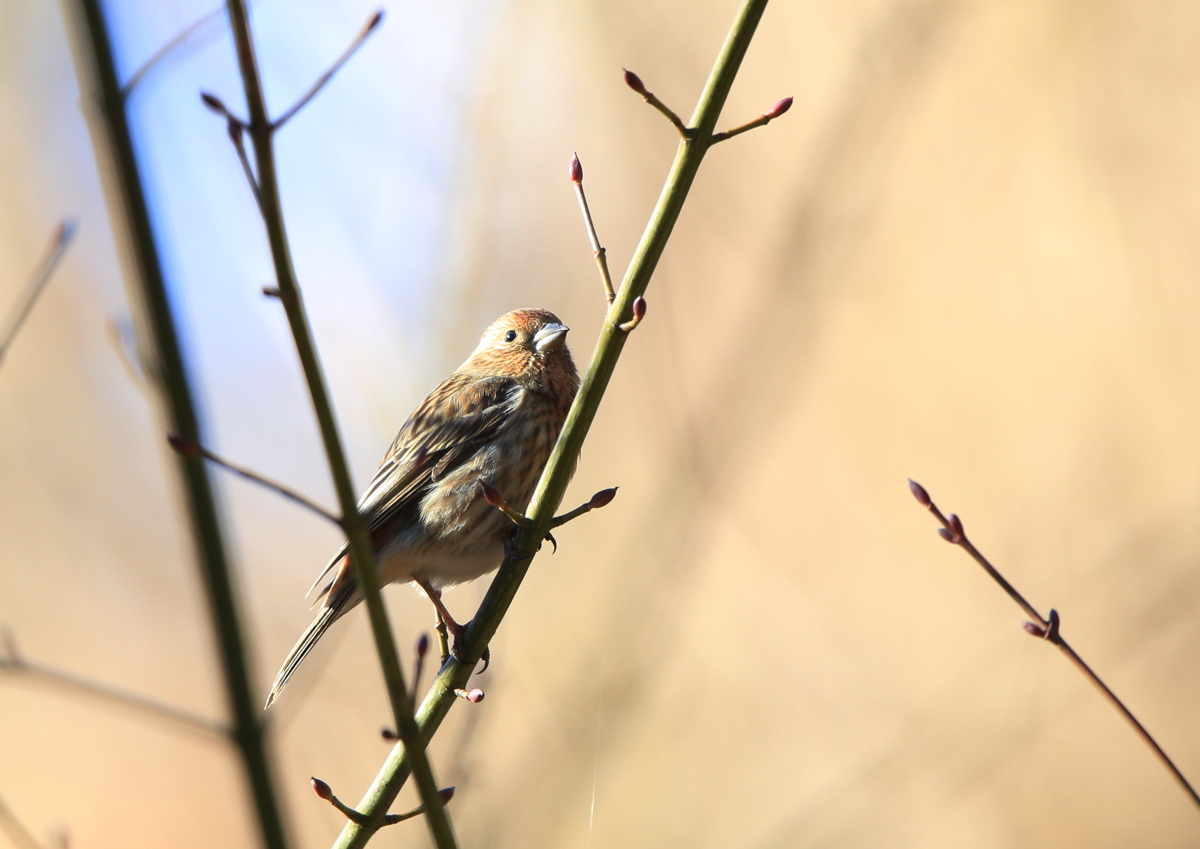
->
[414,578,489,673]
[433,609,450,664]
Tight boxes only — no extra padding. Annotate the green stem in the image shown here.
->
[332,1,770,845]
[68,2,290,847]
[221,3,456,846]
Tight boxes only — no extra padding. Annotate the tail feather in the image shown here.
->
[264,580,355,708]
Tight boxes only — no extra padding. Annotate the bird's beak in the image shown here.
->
[533,323,569,352]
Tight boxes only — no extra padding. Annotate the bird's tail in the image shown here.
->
[264,578,356,708]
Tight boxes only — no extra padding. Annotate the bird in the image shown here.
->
[264,308,579,708]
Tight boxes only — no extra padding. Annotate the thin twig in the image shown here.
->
[70,4,292,846]
[710,96,792,143]
[908,479,1200,811]
[569,153,616,305]
[218,4,456,847]
[167,433,341,525]
[0,628,229,739]
[0,220,76,365]
[548,487,618,529]
[333,2,776,845]
[272,10,384,130]
[623,69,692,138]
[121,6,225,98]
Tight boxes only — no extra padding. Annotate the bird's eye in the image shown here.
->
[504,330,518,342]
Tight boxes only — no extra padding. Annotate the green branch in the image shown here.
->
[69,2,290,847]
[219,3,456,846]
[332,0,773,845]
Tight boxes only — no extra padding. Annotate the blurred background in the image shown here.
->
[3,0,1200,846]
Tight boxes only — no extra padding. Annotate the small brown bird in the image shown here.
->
[265,308,579,708]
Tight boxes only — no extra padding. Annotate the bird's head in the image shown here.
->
[464,308,579,395]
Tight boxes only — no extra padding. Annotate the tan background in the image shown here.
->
[3,0,1200,846]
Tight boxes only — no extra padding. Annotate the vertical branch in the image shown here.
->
[332,1,773,846]
[67,2,290,848]
[219,3,456,846]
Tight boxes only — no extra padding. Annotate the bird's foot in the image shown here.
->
[501,524,556,558]
[443,618,490,674]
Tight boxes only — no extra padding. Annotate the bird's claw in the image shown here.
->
[544,531,557,553]
[445,619,490,674]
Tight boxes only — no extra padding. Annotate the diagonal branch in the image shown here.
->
[908,479,1200,812]
[332,1,776,846]
[167,433,341,526]
[121,6,225,98]
[219,3,456,846]
[272,10,384,131]
[0,628,229,739]
[69,3,292,847]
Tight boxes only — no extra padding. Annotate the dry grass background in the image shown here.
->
[3,0,1200,846]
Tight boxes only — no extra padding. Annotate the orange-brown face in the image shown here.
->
[464,308,578,393]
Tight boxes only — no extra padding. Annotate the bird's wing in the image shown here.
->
[305,374,519,599]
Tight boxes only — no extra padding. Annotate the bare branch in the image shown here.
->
[710,96,792,143]
[166,434,341,525]
[122,6,225,98]
[623,69,691,138]
[272,10,385,131]
[569,153,616,305]
[909,479,1200,811]
[0,627,229,739]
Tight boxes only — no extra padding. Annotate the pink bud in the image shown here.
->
[454,688,485,703]
[947,514,964,540]
[589,487,618,509]
[907,479,931,507]
[765,96,793,119]
[631,296,647,321]
[311,777,333,801]
[480,481,504,507]
[623,69,647,96]
[569,153,583,184]
[1022,622,1046,638]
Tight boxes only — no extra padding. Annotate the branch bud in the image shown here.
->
[454,687,485,703]
[439,787,456,805]
[623,68,647,96]
[415,632,429,659]
[947,513,964,541]
[907,479,931,507]
[765,96,793,119]
[381,727,398,742]
[1022,622,1046,638]
[937,528,954,543]
[632,295,647,321]
[479,481,504,508]
[366,9,384,31]
[311,777,334,801]
[589,487,618,510]
[569,152,583,185]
